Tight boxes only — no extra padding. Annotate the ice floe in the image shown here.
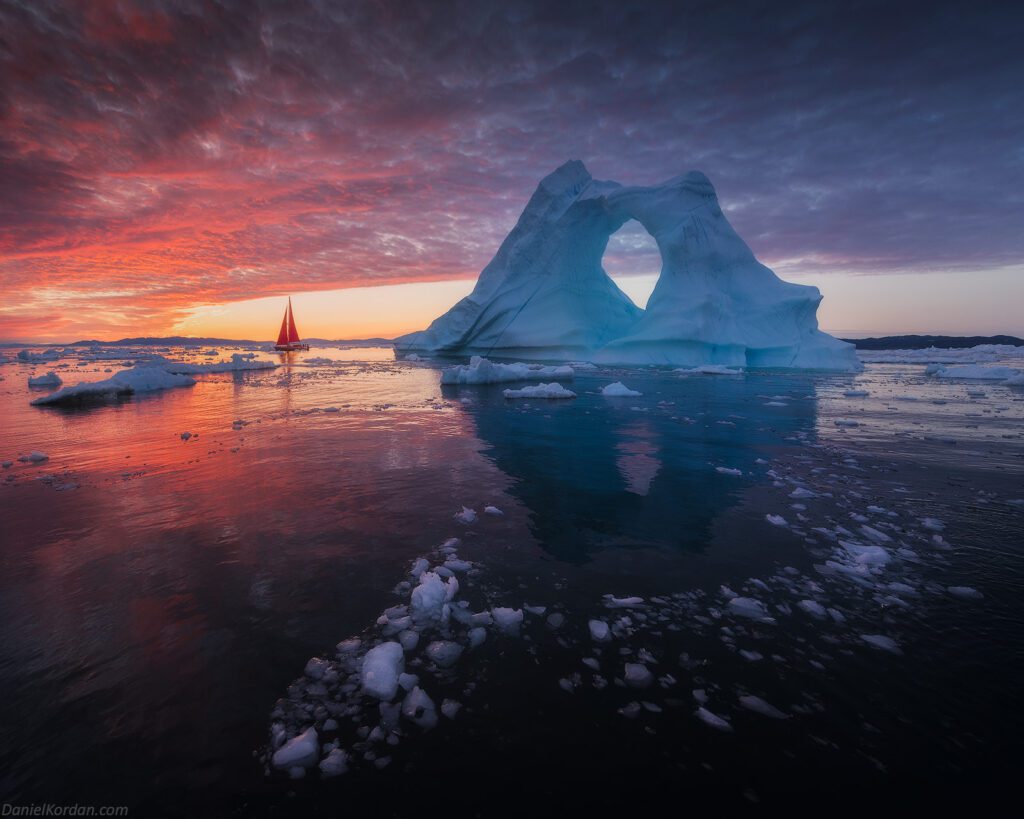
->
[440,356,574,385]
[502,383,577,399]
[28,372,62,387]
[601,382,642,397]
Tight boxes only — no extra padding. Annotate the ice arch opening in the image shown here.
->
[396,161,860,371]
[601,221,660,310]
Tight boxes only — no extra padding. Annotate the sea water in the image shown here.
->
[0,346,1022,814]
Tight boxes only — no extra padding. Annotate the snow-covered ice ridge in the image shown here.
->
[397,160,859,371]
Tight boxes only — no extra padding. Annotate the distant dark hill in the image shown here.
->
[66,336,395,347]
[843,335,1023,350]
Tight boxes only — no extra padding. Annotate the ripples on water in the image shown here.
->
[0,346,1022,816]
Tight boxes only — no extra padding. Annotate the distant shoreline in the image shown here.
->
[0,336,395,349]
[1,334,1021,351]
[838,334,1023,350]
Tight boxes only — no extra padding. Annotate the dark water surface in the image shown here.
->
[1,348,1022,816]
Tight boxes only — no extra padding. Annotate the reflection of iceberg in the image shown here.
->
[615,421,660,496]
[398,161,859,371]
[449,373,820,561]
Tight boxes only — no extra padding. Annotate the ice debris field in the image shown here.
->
[262,425,1017,782]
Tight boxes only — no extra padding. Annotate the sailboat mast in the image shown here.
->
[287,297,300,343]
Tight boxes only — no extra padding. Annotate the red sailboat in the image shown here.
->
[274,297,310,351]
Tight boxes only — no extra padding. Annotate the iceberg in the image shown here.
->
[397,160,859,371]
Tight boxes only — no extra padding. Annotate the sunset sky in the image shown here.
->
[1,0,1022,343]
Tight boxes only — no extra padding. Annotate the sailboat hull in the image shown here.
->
[274,343,310,351]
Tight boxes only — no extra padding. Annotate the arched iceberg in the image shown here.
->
[397,161,860,371]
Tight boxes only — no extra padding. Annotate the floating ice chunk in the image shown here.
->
[401,686,438,730]
[601,381,642,397]
[619,701,642,719]
[860,634,902,655]
[440,356,575,385]
[483,505,504,516]
[947,586,983,600]
[160,353,276,374]
[492,607,524,634]
[425,640,464,668]
[180,431,192,440]
[920,517,945,532]
[546,612,565,629]
[624,663,653,689]
[739,695,789,719]
[272,727,319,769]
[336,638,361,655]
[859,525,892,543]
[468,627,487,648]
[841,541,891,567]
[18,451,49,463]
[588,619,611,641]
[443,557,473,572]
[28,372,62,387]
[676,365,744,375]
[790,487,816,499]
[318,748,349,777]
[765,514,788,527]
[502,382,577,399]
[410,572,448,626]
[31,365,196,405]
[361,642,405,700]
[523,604,547,616]
[797,600,827,619]
[304,657,330,680]
[18,348,60,362]
[695,707,733,731]
[398,672,419,691]
[410,557,430,577]
[454,506,478,524]
[603,595,645,609]
[932,364,1021,380]
[441,699,462,719]
[728,597,774,623]
[716,467,742,476]
[739,649,763,662]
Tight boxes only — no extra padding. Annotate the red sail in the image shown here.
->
[276,305,290,346]
[286,297,300,343]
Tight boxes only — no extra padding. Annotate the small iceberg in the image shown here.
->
[28,372,62,387]
[502,383,576,399]
[601,381,642,397]
[31,366,196,405]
